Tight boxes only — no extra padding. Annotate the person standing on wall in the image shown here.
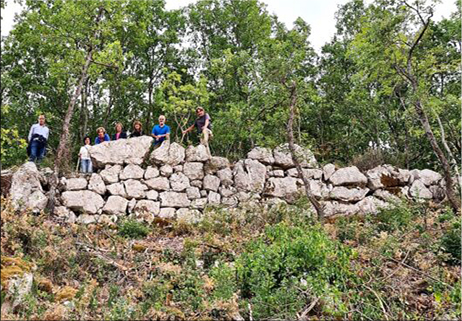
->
[78,136,93,174]
[27,114,50,164]
[182,106,213,155]
[151,115,170,147]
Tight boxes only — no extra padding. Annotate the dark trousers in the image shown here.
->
[29,139,46,163]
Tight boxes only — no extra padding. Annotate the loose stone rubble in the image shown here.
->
[5,137,451,224]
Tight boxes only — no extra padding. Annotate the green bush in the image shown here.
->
[374,203,416,232]
[440,222,461,265]
[118,220,150,239]
[235,222,352,320]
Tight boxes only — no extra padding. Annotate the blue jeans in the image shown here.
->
[29,139,46,163]
[80,159,93,173]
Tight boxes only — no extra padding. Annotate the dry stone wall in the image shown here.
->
[7,136,448,224]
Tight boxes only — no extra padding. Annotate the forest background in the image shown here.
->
[0,0,460,176]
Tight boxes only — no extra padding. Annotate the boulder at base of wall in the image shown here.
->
[159,192,191,208]
[89,136,153,169]
[61,190,104,214]
[10,162,48,213]
[409,180,433,199]
[103,196,129,216]
[329,186,370,202]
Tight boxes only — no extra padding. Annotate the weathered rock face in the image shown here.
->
[329,166,367,187]
[159,192,191,208]
[185,144,210,162]
[170,173,190,192]
[120,164,145,180]
[183,162,205,181]
[8,138,447,223]
[90,136,153,168]
[330,186,370,202]
[234,159,266,193]
[61,190,104,214]
[103,196,128,216]
[204,156,230,174]
[409,180,433,199]
[150,142,185,166]
[247,147,275,165]
[10,162,48,212]
[88,173,106,195]
[100,165,122,184]
[124,179,147,199]
[273,144,317,169]
[66,177,88,191]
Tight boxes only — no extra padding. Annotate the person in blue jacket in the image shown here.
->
[95,127,110,144]
[151,115,170,147]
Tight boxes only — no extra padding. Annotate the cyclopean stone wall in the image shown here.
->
[7,136,448,224]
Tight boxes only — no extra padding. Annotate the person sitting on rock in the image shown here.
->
[112,122,127,140]
[95,127,110,144]
[130,120,144,138]
[182,106,213,155]
[27,114,50,164]
[79,136,92,174]
[151,115,170,147]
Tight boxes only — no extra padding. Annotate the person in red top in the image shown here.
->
[112,122,127,140]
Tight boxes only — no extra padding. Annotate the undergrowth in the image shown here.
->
[1,197,460,320]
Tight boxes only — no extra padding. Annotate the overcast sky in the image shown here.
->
[1,0,457,52]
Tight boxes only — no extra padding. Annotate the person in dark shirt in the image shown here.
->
[95,127,110,144]
[112,122,127,140]
[183,106,213,155]
[130,120,144,138]
[151,115,170,147]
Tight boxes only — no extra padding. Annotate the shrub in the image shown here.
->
[235,222,352,320]
[118,220,150,239]
[440,221,461,265]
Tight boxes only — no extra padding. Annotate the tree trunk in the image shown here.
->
[48,7,104,214]
[286,81,325,222]
[413,99,460,212]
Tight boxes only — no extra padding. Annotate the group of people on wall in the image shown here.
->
[27,107,213,174]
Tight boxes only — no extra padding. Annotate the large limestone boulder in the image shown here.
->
[186,187,201,199]
[322,201,359,217]
[10,162,48,212]
[287,168,322,180]
[329,166,367,187]
[61,190,104,214]
[144,166,160,179]
[366,166,390,190]
[103,196,128,216]
[204,156,230,174]
[183,162,204,180]
[203,174,220,192]
[323,163,336,181]
[329,186,370,202]
[124,179,148,199]
[89,136,153,168]
[120,164,144,180]
[88,173,106,195]
[150,141,185,166]
[208,191,221,205]
[304,180,330,199]
[419,169,442,186]
[134,200,160,216]
[185,144,210,162]
[247,147,275,165]
[106,182,127,197]
[176,208,203,224]
[233,159,266,193]
[100,165,122,184]
[170,173,190,192]
[357,196,390,215]
[409,180,433,199]
[66,177,87,191]
[217,167,233,186]
[264,177,300,202]
[273,144,317,169]
[159,192,191,208]
[144,177,170,191]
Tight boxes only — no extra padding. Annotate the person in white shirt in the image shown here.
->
[79,136,92,174]
[27,114,50,163]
